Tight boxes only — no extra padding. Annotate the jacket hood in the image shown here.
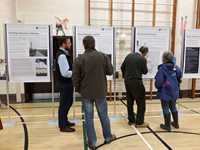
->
[165,62,175,70]
[158,62,176,75]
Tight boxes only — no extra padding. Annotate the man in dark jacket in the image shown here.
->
[55,36,75,132]
[72,35,116,150]
[121,46,149,127]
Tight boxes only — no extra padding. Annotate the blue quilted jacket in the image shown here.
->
[154,62,182,101]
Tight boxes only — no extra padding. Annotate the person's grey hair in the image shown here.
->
[83,35,95,49]
[162,51,174,63]
[139,46,148,53]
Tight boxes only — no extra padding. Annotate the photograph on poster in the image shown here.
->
[35,59,47,76]
[29,37,48,57]
[133,27,171,78]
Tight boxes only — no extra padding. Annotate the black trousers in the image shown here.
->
[57,81,73,128]
[125,83,146,125]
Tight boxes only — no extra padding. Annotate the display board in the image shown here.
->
[74,26,115,80]
[181,29,200,78]
[5,24,51,82]
[133,27,171,79]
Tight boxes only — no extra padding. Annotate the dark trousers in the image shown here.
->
[161,100,177,114]
[125,84,146,125]
[57,82,73,128]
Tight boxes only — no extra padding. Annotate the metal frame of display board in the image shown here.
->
[2,23,57,127]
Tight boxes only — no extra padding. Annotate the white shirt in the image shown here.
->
[57,48,72,78]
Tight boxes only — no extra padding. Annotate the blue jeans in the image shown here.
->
[161,100,177,114]
[81,97,112,147]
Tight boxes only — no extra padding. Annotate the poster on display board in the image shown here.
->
[74,26,115,80]
[181,29,200,78]
[5,24,51,82]
[133,27,171,79]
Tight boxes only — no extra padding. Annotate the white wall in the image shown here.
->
[0,0,198,101]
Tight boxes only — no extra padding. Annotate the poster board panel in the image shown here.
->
[5,24,51,82]
[181,29,200,78]
[133,27,171,79]
[74,26,115,80]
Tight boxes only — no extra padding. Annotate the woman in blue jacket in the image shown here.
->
[155,51,182,132]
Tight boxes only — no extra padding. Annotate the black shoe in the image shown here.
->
[86,141,96,150]
[60,127,75,132]
[171,121,179,128]
[67,121,75,127]
[104,134,116,144]
[160,113,171,132]
[160,124,171,132]
[171,111,179,129]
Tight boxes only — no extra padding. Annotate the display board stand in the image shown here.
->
[109,73,121,121]
[47,52,58,125]
[69,88,81,123]
[2,63,17,127]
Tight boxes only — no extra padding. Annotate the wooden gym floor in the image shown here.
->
[0,98,200,150]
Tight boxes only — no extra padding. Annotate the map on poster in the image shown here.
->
[144,51,160,77]
[97,38,112,53]
[133,27,171,79]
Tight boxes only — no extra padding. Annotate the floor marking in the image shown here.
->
[121,112,154,150]
[120,100,173,150]
[81,107,88,150]
[5,104,29,150]
[179,104,200,114]
[17,121,47,124]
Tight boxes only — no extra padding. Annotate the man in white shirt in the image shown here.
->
[55,36,75,132]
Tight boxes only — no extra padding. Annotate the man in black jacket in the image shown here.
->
[121,46,149,127]
[55,36,75,132]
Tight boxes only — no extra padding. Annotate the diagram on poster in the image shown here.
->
[74,26,115,80]
[133,27,171,78]
[5,24,51,82]
[144,51,160,76]
[97,38,112,53]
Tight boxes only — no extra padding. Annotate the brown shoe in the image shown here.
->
[135,122,149,128]
[104,134,116,144]
[86,141,96,150]
[60,127,75,132]
[128,122,134,125]
[67,121,75,127]
[128,120,136,125]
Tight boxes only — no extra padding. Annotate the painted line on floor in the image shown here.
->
[5,112,200,125]
[120,100,173,150]
[142,131,200,136]
[147,127,172,150]
[81,106,88,150]
[179,104,200,114]
[121,112,153,150]
[4,104,29,150]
